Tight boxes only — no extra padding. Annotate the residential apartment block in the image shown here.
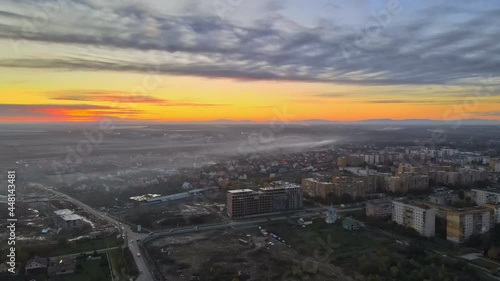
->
[392,200,436,237]
[485,204,500,224]
[366,199,393,217]
[301,178,334,199]
[332,176,375,199]
[445,206,494,243]
[226,182,303,218]
[388,174,429,193]
[470,188,500,205]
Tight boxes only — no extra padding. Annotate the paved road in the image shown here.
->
[35,184,154,281]
[49,246,122,261]
[35,183,364,281]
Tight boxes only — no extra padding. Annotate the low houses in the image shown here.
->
[48,261,77,276]
[298,217,313,227]
[25,256,48,274]
[0,262,11,274]
[342,218,361,231]
[53,209,84,229]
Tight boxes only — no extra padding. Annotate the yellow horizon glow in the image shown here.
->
[1,69,499,122]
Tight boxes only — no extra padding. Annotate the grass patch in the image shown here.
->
[266,218,384,257]
[67,260,111,281]
[470,258,500,271]
[51,236,122,257]
[107,248,130,279]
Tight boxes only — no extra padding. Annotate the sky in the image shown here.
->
[0,0,499,122]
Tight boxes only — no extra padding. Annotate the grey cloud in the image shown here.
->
[0,1,499,87]
[474,111,500,117]
[0,103,116,117]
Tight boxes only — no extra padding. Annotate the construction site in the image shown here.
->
[146,227,356,281]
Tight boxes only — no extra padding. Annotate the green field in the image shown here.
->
[266,218,387,257]
[66,260,111,281]
[51,237,122,256]
[470,258,500,271]
[107,248,131,279]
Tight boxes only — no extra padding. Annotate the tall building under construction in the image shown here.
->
[226,182,303,218]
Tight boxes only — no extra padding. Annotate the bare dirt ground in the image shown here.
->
[147,228,357,281]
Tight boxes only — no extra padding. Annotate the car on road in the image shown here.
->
[194,226,198,230]
[169,230,174,233]
[137,252,141,257]
[136,239,140,242]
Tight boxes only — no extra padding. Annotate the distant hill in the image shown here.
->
[282,119,497,126]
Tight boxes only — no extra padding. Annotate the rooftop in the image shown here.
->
[392,200,432,210]
[303,178,333,184]
[227,189,254,194]
[366,198,392,205]
[260,182,301,190]
[54,209,83,221]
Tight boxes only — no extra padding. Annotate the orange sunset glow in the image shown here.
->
[0,1,499,123]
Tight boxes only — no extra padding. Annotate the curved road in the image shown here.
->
[34,184,154,281]
[34,183,364,281]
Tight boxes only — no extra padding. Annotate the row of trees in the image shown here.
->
[464,224,500,259]
[357,243,479,281]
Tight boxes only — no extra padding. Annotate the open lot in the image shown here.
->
[64,259,111,281]
[124,201,225,230]
[145,217,489,280]
[147,227,356,281]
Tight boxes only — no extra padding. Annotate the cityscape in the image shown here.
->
[1,1,500,281]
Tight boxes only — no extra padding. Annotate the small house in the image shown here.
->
[25,256,48,274]
[342,218,361,231]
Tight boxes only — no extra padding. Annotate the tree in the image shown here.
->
[488,249,499,260]
[390,266,400,278]
[491,224,500,247]
[57,237,69,248]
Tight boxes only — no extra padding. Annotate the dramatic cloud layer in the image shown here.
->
[0,0,499,86]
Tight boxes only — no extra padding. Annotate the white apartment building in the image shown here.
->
[471,188,500,205]
[485,204,500,224]
[392,201,436,237]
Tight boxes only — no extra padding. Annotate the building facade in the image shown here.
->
[226,182,303,218]
[301,178,334,199]
[388,174,429,193]
[446,207,494,243]
[471,188,500,205]
[332,176,375,199]
[366,199,393,217]
[392,201,436,237]
[53,209,83,229]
